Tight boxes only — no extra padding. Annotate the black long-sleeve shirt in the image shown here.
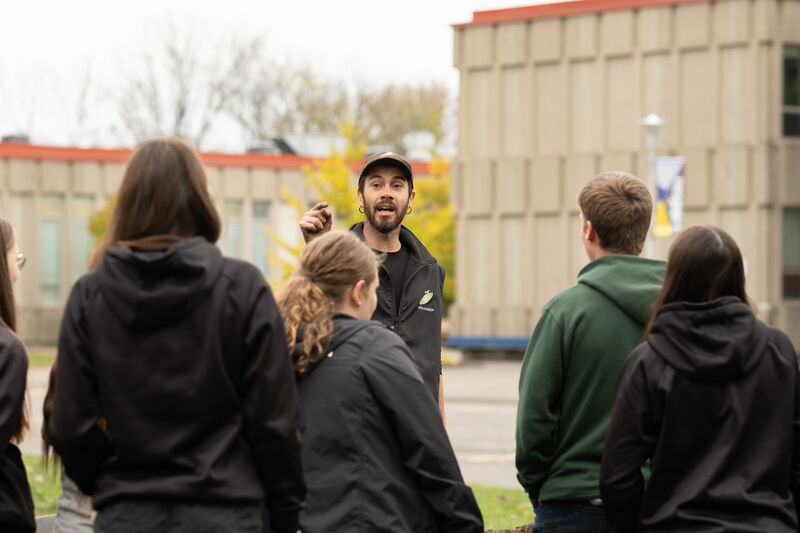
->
[0,327,35,533]
[49,237,304,532]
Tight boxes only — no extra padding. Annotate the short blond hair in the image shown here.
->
[577,171,652,255]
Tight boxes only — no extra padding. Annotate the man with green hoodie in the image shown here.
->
[516,171,666,532]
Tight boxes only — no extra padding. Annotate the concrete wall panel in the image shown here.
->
[571,60,600,153]
[73,162,102,193]
[496,307,532,337]
[566,15,597,59]
[721,46,752,144]
[222,167,249,199]
[536,63,568,155]
[681,49,715,146]
[714,0,751,45]
[638,7,672,52]
[453,29,464,69]
[643,53,676,148]
[531,19,562,62]
[500,215,533,306]
[752,145,775,205]
[531,157,562,213]
[565,155,597,211]
[41,162,69,192]
[676,3,711,48]
[251,168,279,200]
[719,208,754,273]
[780,0,800,41]
[501,66,531,157]
[753,0,778,42]
[535,214,569,309]
[684,147,711,208]
[605,57,637,151]
[784,144,800,203]
[464,26,494,68]
[714,145,751,207]
[497,158,527,214]
[464,216,495,305]
[464,160,494,214]
[103,163,125,195]
[601,11,634,55]
[8,160,38,192]
[498,22,528,65]
[466,69,495,158]
[600,153,635,174]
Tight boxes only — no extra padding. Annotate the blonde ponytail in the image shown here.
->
[277,232,379,376]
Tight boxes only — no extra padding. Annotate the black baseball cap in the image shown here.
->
[358,152,413,190]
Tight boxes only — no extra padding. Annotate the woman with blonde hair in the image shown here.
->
[49,138,304,533]
[0,217,34,533]
[277,230,483,532]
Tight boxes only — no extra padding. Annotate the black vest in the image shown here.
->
[350,223,445,399]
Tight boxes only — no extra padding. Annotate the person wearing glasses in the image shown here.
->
[0,217,35,533]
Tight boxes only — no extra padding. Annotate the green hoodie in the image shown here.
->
[515,254,666,504]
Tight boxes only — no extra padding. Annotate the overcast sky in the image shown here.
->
[0,0,542,150]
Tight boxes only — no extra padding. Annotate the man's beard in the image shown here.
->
[364,198,410,234]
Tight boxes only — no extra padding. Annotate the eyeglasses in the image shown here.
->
[16,252,26,271]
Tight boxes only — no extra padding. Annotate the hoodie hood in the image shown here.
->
[95,237,223,330]
[648,296,767,382]
[577,255,666,326]
[293,314,373,378]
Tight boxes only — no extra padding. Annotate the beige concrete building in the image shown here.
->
[0,143,323,344]
[451,0,800,348]
[0,143,434,345]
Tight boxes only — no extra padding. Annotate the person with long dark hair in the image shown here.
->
[0,217,35,533]
[49,138,305,533]
[600,225,800,532]
[277,231,483,532]
[42,361,94,532]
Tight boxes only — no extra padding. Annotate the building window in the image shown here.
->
[251,201,271,276]
[223,200,244,258]
[70,195,95,282]
[785,46,800,137]
[785,208,800,299]
[39,194,64,305]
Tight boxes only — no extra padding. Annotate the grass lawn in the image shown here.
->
[24,455,60,516]
[472,484,533,530]
[24,456,532,529]
[28,348,56,369]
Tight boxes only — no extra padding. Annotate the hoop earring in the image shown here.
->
[406,206,413,214]
[359,206,365,214]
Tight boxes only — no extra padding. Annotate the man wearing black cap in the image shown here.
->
[299,152,447,417]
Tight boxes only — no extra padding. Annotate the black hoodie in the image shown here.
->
[49,238,304,532]
[600,297,800,533]
[0,327,34,533]
[295,314,483,532]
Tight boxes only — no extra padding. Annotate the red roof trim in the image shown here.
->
[0,143,431,174]
[453,0,708,27]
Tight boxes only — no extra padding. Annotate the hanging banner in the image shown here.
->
[653,156,686,238]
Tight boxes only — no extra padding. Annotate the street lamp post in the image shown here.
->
[641,113,663,258]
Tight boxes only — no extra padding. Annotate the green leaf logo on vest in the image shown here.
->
[419,290,434,306]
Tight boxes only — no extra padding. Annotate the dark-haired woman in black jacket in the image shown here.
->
[277,231,484,533]
[49,138,304,533]
[0,217,35,533]
[601,225,800,533]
